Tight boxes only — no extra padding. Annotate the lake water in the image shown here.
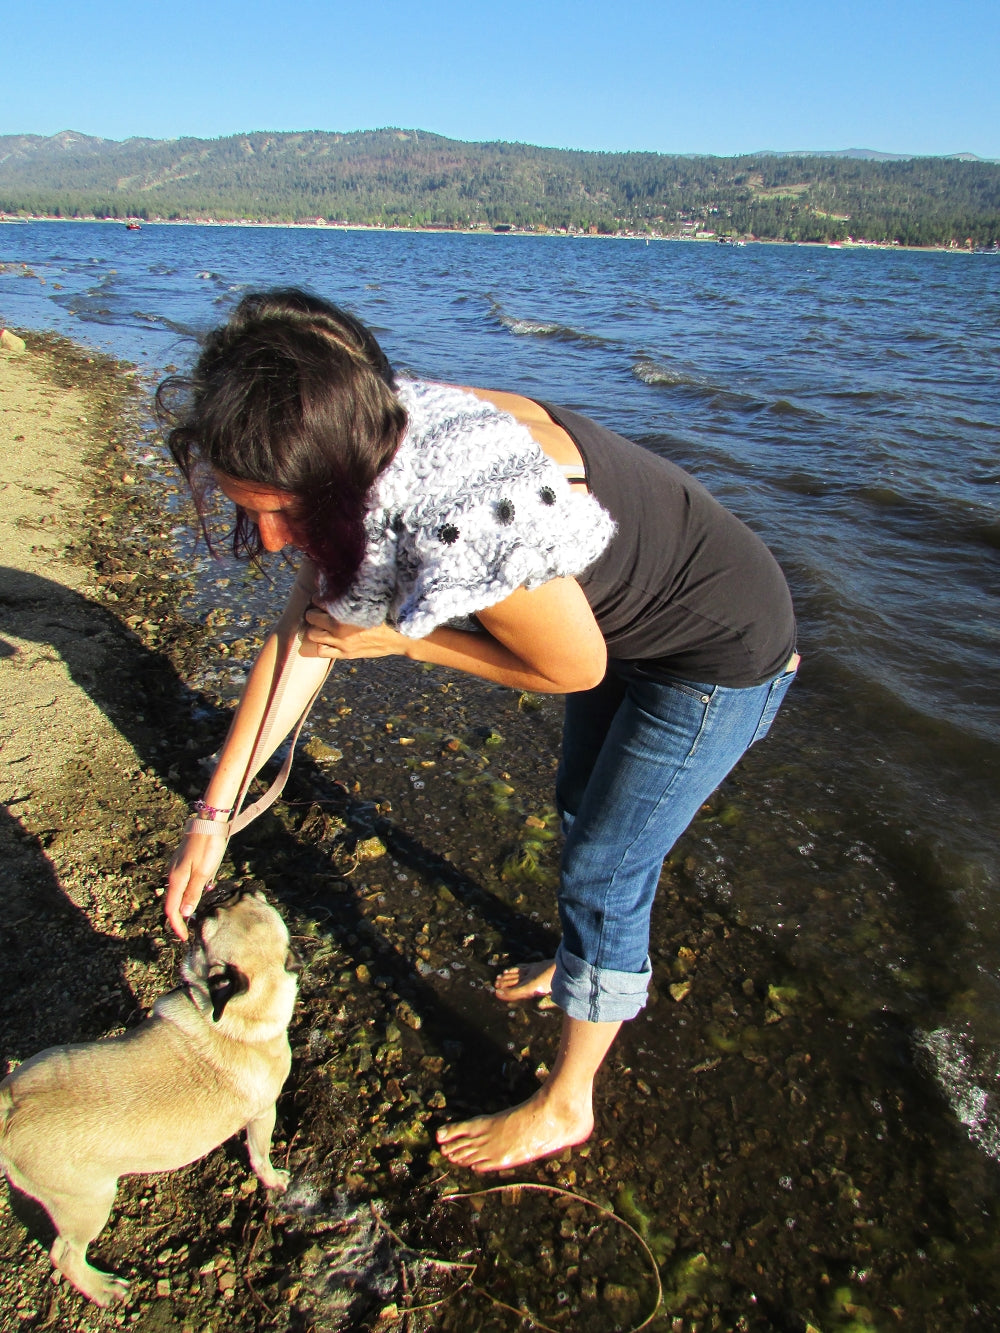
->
[3,220,999,1165]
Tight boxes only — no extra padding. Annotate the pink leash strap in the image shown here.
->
[184,559,332,841]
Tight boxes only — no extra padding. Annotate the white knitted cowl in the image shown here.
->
[320,379,616,637]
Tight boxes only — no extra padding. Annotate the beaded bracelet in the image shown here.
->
[192,799,233,821]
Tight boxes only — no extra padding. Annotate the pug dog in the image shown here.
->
[0,885,298,1306]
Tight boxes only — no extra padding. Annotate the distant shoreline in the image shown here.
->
[0,214,986,254]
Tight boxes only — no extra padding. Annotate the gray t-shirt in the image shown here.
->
[538,402,796,687]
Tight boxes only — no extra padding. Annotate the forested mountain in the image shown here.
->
[1,128,997,246]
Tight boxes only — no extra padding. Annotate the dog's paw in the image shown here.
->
[257,1166,290,1192]
[95,1274,131,1307]
[74,1269,131,1307]
[53,1241,131,1307]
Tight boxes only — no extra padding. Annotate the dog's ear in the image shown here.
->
[208,964,249,1022]
[285,948,302,974]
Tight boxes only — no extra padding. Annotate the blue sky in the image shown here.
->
[5,0,998,159]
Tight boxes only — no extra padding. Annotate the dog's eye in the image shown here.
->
[207,963,249,1021]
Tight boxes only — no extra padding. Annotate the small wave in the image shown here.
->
[632,358,704,389]
[770,469,833,499]
[80,272,120,292]
[503,316,563,336]
[826,386,907,405]
[206,282,251,309]
[693,287,741,308]
[130,310,199,338]
[855,484,1000,552]
[973,519,1000,551]
[916,1027,1000,1162]
[857,483,910,510]
[632,358,763,413]
[955,416,998,432]
[489,300,604,346]
[767,398,814,417]
[59,296,114,321]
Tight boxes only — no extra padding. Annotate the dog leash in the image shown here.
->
[183,559,332,843]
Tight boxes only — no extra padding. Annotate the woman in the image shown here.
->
[162,288,798,1174]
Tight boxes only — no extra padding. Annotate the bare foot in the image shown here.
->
[494,958,556,1003]
[436,1087,593,1173]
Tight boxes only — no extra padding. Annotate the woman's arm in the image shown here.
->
[165,563,330,939]
[303,576,607,693]
[169,574,602,934]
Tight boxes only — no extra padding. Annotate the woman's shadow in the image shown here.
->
[0,565,545,1090]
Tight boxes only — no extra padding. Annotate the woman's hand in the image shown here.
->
[303,605,409,660]
[165,831,229,940]
[306,580,606,693]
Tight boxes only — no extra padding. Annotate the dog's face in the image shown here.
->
[182,885,299,1042]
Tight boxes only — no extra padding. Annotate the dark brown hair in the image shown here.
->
[157,288,407,598]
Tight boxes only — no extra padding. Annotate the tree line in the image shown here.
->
[1,129,997,246]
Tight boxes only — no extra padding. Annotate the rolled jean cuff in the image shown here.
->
[551,942,651,1023]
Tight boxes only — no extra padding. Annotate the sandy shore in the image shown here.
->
[0,337,139,821]
[2,332,999,1332]
[0,335,184,1013]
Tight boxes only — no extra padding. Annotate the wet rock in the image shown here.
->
[395,999,422,1030]
[304,736,343,764]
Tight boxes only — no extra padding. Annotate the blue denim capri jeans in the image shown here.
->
[550,656,798,1024]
